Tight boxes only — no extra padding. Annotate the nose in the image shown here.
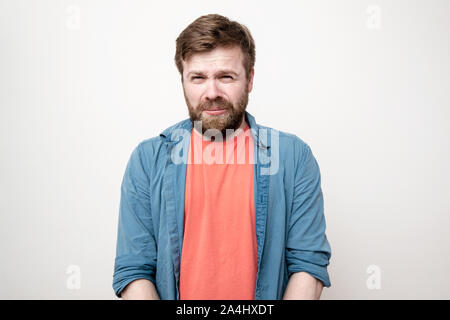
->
[204,79,222,102]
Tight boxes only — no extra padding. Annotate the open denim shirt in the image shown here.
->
[113,111,331,299]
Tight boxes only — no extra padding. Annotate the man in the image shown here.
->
[113,14,331,300]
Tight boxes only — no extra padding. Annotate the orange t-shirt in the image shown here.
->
[179,122,257,300]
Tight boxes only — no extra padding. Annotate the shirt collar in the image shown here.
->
[159,110,270,149]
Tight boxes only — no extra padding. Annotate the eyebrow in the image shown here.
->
[187,70,239,78]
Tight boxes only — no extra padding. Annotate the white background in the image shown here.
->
[0,0,449,299]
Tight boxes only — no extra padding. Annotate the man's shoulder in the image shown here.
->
[132,118,191,157]
[255,122,311,152]
[279,129,308,147]
[136,136,164,152]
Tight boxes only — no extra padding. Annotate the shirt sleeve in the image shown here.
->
[112,142,158,298]
[285,139,332,287]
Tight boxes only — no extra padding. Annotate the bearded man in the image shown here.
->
[113,13,332,300]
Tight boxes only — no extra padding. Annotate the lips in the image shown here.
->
[204,106,227,111]
[204,108,228,115]
[205,108,225,111]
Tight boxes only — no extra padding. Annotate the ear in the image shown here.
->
[247,68,255,93]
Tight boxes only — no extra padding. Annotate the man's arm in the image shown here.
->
[282,272,323,300]
[113,143,158,298]
[121,279,160,300]
[284,140,332,295]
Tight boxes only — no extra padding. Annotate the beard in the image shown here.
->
[184,86,249,140]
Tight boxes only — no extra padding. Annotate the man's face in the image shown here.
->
[181,45,254,138]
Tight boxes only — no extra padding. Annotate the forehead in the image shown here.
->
[182,46,244,75]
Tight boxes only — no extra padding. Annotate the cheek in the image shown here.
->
[229,86,246,102]
[184,85,202,106]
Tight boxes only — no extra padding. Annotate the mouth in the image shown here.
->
[203,108,228,116]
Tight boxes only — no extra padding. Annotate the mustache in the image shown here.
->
[199,99,232,111]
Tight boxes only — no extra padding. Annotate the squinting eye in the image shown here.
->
[222,76,233,79]
[192,76,203,80]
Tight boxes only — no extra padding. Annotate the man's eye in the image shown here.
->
[192,76,203,80]
[222,75,232,79]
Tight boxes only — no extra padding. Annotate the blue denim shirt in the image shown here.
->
[113,111,331,299]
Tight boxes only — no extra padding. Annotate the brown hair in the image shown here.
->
[175,14,255,81]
